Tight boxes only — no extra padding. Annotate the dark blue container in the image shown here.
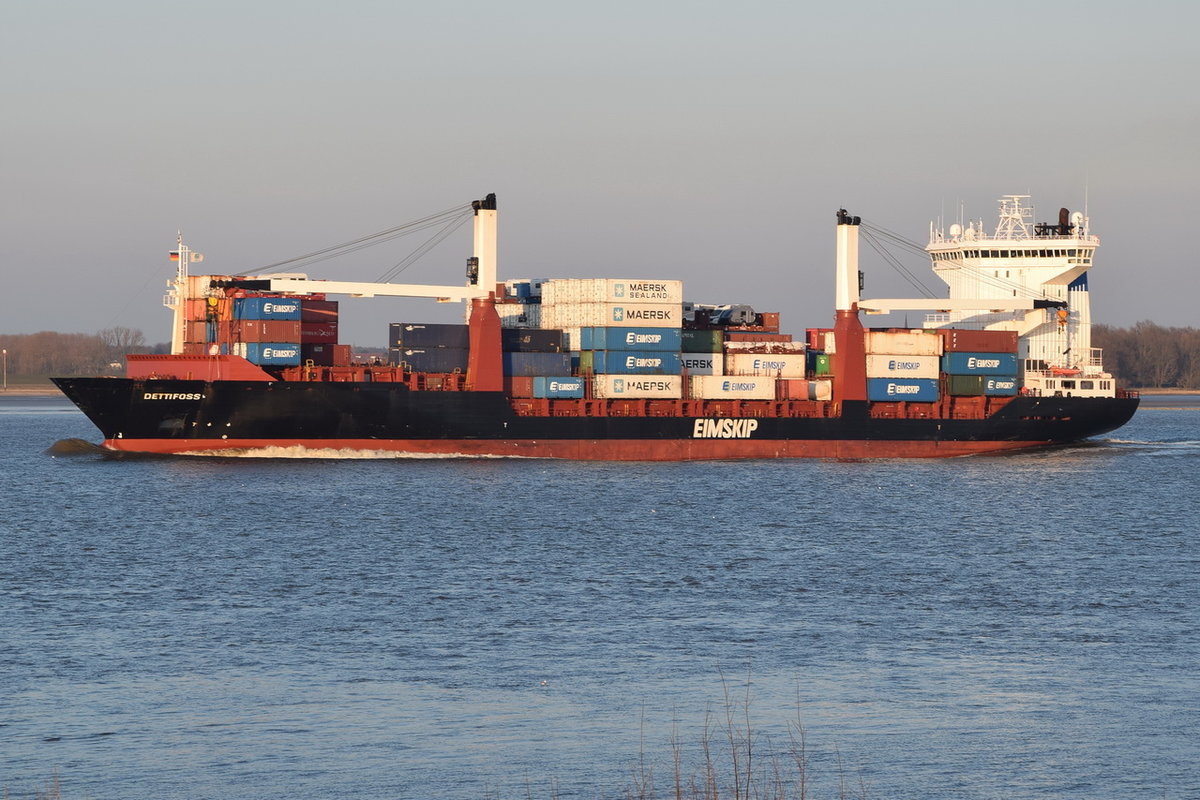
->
[984,376,1020,396]
[941,352,1019,376]
[588,351,682,375]
[234,297,302,321]
[239,342,301,366]
[580,327,683,352]
[503,352,573,377]
[389,323,470,349]
[533,376,585,398]
[502,328,565,353]
[389,347,469,372]
[867,378,939,402]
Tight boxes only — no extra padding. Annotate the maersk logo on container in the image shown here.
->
[611,307,625,322]
[968,357,1002,369]
[624,355,663,369]
[613,378,674,393]
[692,418,760,438]
[887,382,922,395]
[624,281,673,300]
[623,307,673,321]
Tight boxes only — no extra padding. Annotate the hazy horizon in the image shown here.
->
[4,1,1197,346]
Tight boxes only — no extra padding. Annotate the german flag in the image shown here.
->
[169,251,181,261]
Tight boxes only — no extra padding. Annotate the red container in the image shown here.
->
[332,344,353,366]
[185,320,211,343]
[725,332,793,343]
[301,321,339,342]
[937,329,1018,353]
[224,320,302,343]
[777,378,810,399]
[506,376,536,397]
[759,312,781,331]
[301,299,339,322]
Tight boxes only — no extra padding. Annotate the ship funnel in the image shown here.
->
[831,209,868,405]
[471,193,498,292]
[835,209,861,312]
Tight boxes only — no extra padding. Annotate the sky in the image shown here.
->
[3,0,1197,346]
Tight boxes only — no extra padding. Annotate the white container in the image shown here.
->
[723,340,806,353]
[560,326,583,351]
[495,303,541,328]
[593,374,683,399]
[680,353,723,375]
[865,330,943,356]
[690,375,776,399]
[809,379,833,400]
[865,353,940,379]
[724,353,807,377]
[541,302,681,329]
[543,278,683,305]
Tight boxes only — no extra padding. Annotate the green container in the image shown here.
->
[947,374,985,396]
[578,350,595,373]
[682,329,724,353]
[813,353,831,376]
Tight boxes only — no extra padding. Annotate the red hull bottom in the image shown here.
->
[100,437,1048,460]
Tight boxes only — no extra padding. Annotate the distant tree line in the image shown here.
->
[0,327,167,382]
[1093,322,1200,389]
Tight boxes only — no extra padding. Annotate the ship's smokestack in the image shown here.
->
[832,209,867,406]
[835,209,861,312]
[471,193,498,292]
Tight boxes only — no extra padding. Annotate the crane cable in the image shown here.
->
[253,203,474,275]
[860,220,1052,301]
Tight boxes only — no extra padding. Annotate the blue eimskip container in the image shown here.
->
[533,376,585,398]
[587,351,682,375]
[238,342,301,366]
[234,297,302,321]
[941,352,1018,376]
[867,378,939,402]
[580,327,682,352]
[984,376,1019,396]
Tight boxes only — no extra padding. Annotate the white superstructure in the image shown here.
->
[923,195,1116,398]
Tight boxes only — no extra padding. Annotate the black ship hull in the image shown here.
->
[52,377,1140,460]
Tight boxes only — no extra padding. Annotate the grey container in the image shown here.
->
[389,323,470,349]
[389,347,469,372]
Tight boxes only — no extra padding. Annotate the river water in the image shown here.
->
[1,395,1196,799]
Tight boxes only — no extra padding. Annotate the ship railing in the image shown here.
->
[1088,347,1104,368]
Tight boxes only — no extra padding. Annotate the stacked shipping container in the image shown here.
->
[864,331,943,402]
[181,291,347,367]
[938,329,1020,396]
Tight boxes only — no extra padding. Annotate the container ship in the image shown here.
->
[54,193,1139,459]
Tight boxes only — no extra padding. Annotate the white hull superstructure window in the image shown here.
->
[923,195,1116,398]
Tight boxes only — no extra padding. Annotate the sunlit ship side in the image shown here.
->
[53,194,1139,459]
